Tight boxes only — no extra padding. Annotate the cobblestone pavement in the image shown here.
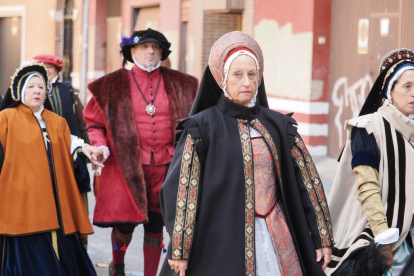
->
[88,156,339,276]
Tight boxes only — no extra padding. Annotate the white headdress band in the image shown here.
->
[385,66,414,100]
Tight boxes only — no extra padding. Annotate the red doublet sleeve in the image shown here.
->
[83,97,108,147]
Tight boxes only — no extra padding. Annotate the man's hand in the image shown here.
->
[82,145,107,168]
[316,247,332,271]
[168,259,188,276]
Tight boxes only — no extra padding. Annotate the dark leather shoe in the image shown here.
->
[109,262,125,276]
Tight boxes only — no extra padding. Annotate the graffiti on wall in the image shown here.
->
[331,75,373,147]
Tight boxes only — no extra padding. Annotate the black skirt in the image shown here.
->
[0,229,96,276]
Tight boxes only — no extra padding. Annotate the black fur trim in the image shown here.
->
[332,241,391,276]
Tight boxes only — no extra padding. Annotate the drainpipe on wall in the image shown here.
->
[80,0,89,105]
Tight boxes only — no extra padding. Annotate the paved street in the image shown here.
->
[312,156,339,197]
[87,155,339,276]
[87,191,169,276]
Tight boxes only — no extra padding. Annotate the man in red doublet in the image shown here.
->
[83,28,198,276]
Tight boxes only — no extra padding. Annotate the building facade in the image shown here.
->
[2,0,413,157]
[94,0,330,156]
[0,0,84,95]
[327,0,414,157]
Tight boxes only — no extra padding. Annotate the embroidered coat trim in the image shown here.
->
[172,133,201,260]
[183,145,201,259]
[291,136,333,248]
[250,119,282,185]
[237,120,256,276]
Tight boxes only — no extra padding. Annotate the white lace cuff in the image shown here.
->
[98,145,110,162]
[70,135,86,154]
[375,228,399,245]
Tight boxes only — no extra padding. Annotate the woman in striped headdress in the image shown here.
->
[327,49,414,276]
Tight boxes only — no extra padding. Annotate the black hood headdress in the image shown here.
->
[358,48,414,116]
[338,48,414,161]
[0,63,53,112]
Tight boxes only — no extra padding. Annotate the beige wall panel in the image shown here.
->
[70,0,84,89]
[134,6,160,30]
[242,0,254,36]
[400,0,414,49]
[190,0,204,79]
[106,16,122,74]
[204,0,244,10]
[254,19,313,100]
[163,30,179,70]
[181,0,190,22]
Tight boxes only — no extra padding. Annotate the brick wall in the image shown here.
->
[201,13,240,69]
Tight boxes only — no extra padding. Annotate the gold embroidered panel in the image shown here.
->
[183,149,200,259]
[237,120,256,276]
[291,136,333,247]
[172,133,201,260]
[250,119,283,186]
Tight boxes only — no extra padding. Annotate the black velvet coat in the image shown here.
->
[160,94,333,276]
[49,82,80,137]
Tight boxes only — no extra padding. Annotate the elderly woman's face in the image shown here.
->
[24,76,46,112]
[226,55,257,106]
[391,70,414,117]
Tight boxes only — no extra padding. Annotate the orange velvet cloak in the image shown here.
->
[0,104,93,236]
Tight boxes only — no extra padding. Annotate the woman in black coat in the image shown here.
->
[160,31,333,276]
